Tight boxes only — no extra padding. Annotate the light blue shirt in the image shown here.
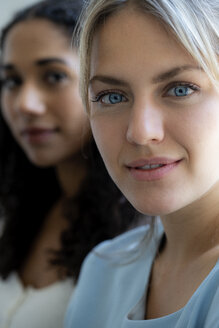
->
[65,221,219,328]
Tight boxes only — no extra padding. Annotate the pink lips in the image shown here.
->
[21,127,58,143]
[126,157,181,181]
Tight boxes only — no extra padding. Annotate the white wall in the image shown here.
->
[0,0,41,31]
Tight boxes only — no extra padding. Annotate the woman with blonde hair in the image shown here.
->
[65,0,219,327]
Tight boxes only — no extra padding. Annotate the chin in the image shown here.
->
[124,192,187,217]
[133,204,182,217]
[27,155,55,168]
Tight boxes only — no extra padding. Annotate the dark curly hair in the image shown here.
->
[0,0,142,282]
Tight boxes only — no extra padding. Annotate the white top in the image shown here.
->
[0,273,74,328]
[65,220,219,328]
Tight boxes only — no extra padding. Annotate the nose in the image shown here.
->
[126,99,165,145]
[15,83,46,115]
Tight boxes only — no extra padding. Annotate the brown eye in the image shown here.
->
[1,76,22,90]
[44,71,67,84]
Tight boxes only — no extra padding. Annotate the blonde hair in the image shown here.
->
[77,0,219,112]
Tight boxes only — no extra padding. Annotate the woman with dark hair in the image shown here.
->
[0,0,141,326]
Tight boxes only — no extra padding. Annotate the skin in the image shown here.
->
[1,19,90,169]
[89,7,219,318]
[0,19,90,287]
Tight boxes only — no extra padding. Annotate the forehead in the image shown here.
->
[2,19,71,63]
[90,8,195,80]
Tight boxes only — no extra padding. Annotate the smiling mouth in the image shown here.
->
[138,163,165,170]
[127,159,181,170]
[127,159,182,181]
[20,127,59,144]
[21,127,59,135]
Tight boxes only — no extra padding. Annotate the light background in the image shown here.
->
[0,0,41,32]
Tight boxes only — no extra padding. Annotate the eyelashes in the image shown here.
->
[91,90,127,105]
[90,82,200,106]
[1,71,69,91]
[43,71,68,85]
[164,82,200,97]
[1,76,21,90]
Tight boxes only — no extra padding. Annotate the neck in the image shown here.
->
[160,186,219,264]
[55,153,88,198]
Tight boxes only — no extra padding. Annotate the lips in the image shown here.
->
[141,163,165,170]
[20,127,59,143]
[127,157,179,168]
[126,157,181,181]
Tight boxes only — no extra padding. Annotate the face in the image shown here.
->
[89,8,219,216]
[1,19,90,167]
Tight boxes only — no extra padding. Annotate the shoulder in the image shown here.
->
[77,218,163,279]
[64,220,163,328]
[91,217,163,256]
[93,224,150,254]
[81,220,163,273]
[203,260,219,327]
[181,258,219,327]
[76,225,150,280]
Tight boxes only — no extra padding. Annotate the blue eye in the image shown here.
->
[102,93,124,104]
[96,92,126,105]
[167,85,195,97]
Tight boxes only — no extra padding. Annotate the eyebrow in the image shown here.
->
[89,65,203,87]
[0,57,69,72]
[35,58,69,66]
[89,75,129,87]
[152,65,203,83]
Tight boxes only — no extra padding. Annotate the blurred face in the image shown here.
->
[89,8,219,216]
[1,19,90,167]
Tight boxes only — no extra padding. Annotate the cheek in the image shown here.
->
[1,95,14,126]
[175,102,219,182]
[91,117,116,161]
[91,118,108,152]
[54,88,84,118]
[66,89,81,106]
[91,115,125,185]
[171,99,219,151]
